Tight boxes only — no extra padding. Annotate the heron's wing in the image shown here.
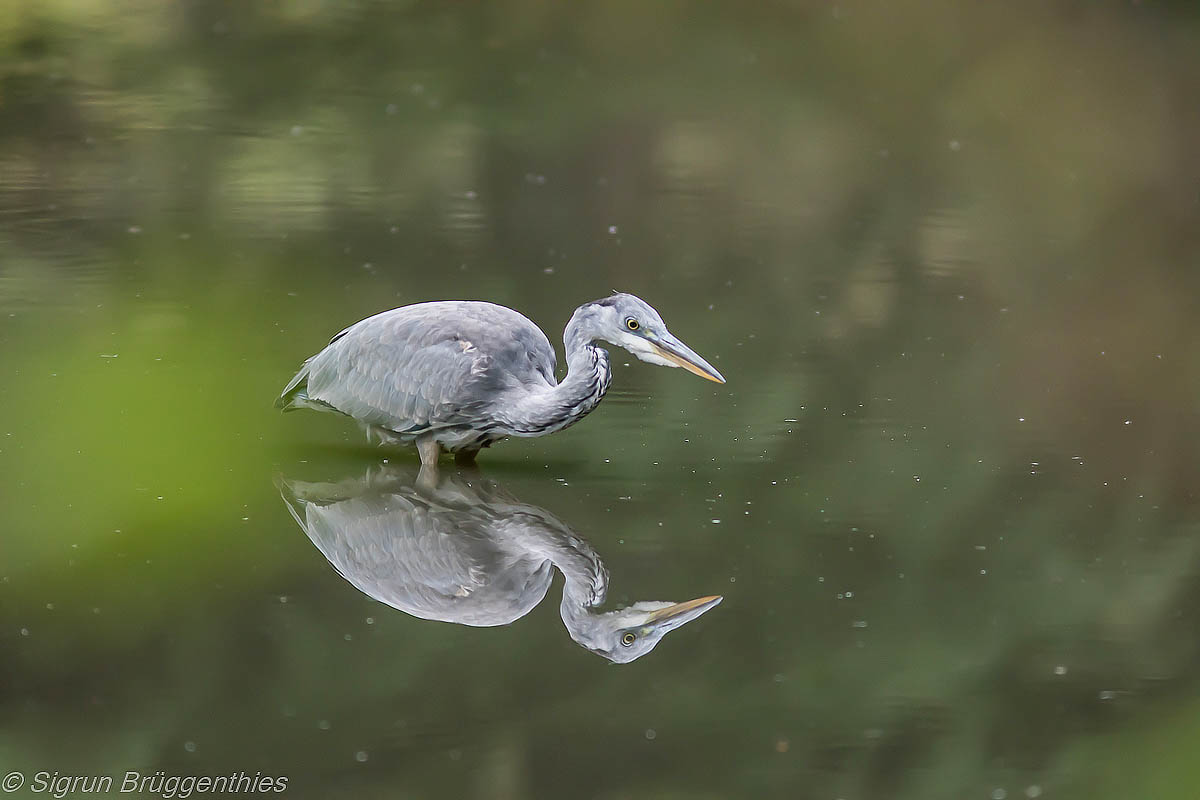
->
[305,496,487,603]
[303,495,555,626]
[301,302,557,432]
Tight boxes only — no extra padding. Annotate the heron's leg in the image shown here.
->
[416,436,441,467]
[454,448,480,466]
[415,463,439,494]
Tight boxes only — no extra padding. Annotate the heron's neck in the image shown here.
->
[521,521,609,650]
[504,313,611,436]
[558,553,610,650]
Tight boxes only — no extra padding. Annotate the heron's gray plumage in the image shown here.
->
[281,467,604,627]
[277,294,724,462]
[279,466,720,662]
[280,302,564,449]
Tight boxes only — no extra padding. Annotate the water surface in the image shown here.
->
[3,2,1200,798]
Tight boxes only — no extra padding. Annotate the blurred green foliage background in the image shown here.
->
[2,0,1200,798]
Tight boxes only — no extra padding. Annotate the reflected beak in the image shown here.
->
[644,595,723,631]
[649,335,726,384]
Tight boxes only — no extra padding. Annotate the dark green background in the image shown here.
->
[3,1,1200,797]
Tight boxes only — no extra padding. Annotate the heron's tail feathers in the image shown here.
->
[276,359,313,411]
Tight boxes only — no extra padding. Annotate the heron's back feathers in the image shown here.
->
[275,301,561,443]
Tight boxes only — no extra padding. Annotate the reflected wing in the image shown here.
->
[305,495,486,602]
[298,492,554,627]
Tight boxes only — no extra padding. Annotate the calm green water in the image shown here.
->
[4,2,1200,798]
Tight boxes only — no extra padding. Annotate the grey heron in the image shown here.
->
[276,293,725,465]
[278,465,722,663]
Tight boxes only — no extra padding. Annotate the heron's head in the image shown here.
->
[575,595,723,664]
[574,293,726,384]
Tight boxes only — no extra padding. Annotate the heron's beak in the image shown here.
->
[649,334,726,384]
[644,595,723,631]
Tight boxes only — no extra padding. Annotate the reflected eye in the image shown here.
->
[626,318,639,331]
[621,632,637,646]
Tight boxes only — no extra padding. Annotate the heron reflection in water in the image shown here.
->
[278,466,721,663]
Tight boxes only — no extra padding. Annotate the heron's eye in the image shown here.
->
[626,318,640,331]
[621,632,637,646]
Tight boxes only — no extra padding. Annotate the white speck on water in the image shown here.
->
[1054,664,1068,676]
[980,569,987,575]
[992,789,1007,800]
[20,628,29,637]
[1124,419,1132,425]
[465,190,477,200]
[184,741,197,753]
[385,103,397,114]
[1025,786,1042,798]
[644,729,656,740]
[543,267,555,274]
[608,225,618,234]
[355,750,368,762]
[318,720,331,730]
[365,617,375,625]
[1018,417,1026,422]
[1098,690,1116,700]
[729,576,736,583]
[45,603,54,610]
[852,620,868,628]
[127,226,142,234]
[279,595,289,604]
[343,633,352,641]
[290,125,303,136]
[711,519,721,524]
